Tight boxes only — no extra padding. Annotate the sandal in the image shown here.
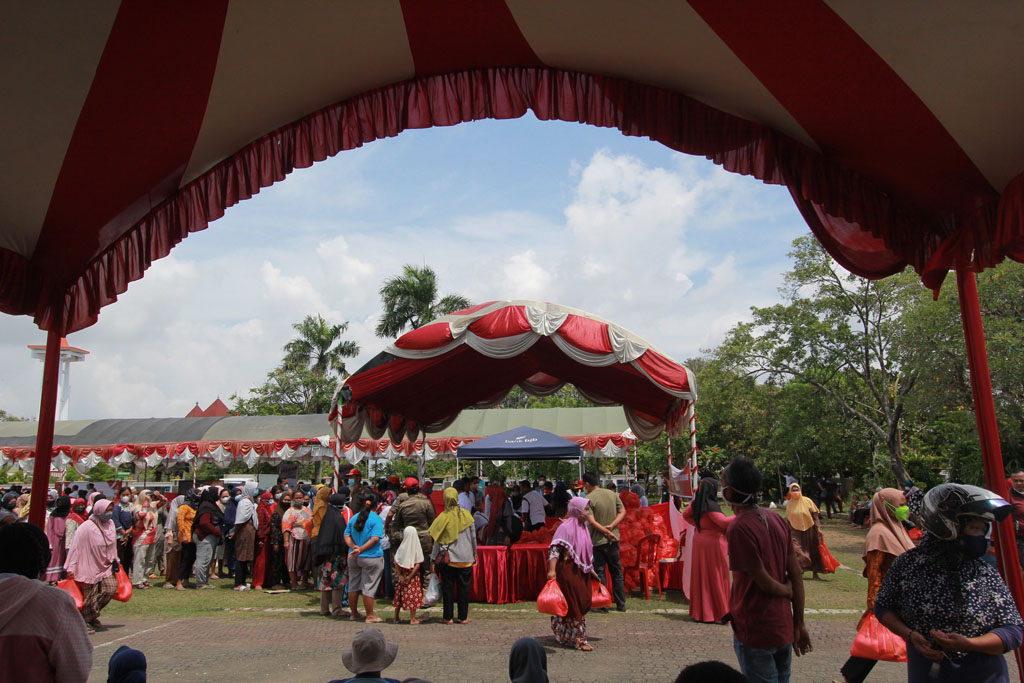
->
[365,615,383,623]
[579,644,593,652]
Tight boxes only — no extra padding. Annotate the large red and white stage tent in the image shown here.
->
[330,300,699,483]
[4,3,1024,672]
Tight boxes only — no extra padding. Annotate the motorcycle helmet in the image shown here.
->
[920,483,1011,540]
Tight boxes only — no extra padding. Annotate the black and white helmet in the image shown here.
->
[920,483,1011,541]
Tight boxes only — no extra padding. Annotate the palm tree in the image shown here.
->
[283,314,360,377]
[375,265,471,338]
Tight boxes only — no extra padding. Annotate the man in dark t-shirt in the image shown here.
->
[723,457,811,682]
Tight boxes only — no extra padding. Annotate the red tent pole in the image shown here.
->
[956,268,1024,679]
[27,323,63,528]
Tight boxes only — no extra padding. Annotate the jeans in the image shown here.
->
[381,547,393,598]
[234,560,250,587]
[193,533,219,587]
[592,541,626,610]
[440,565,472,621]
[733,635,792,683]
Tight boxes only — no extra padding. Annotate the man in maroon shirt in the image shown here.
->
[723,457,811,683]
[1009,468,1024,569]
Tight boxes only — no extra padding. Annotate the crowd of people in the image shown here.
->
[6,459,1024,682]
[679,460,1024,683]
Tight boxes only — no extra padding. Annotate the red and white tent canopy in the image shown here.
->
[332,301,696,443]
[4,3,1024,334]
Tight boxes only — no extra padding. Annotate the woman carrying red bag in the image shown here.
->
[64,498,119,633]
[546,497,616,651]
[838,487,915,683]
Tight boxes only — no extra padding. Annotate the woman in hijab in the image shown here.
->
[429,487,478,625]
[66,497,88,548]
[838,488,917,683]
[682,477,734,623]
[130,491,158,589]
[44,494,71,582]
[268,488,291,590]
[113,487,135,575]
[220,487,238,579]
[875,484,1022,683]
[546,496,615,650]
[232,482,258,590]
[15,491,31,520]
[192,488,223,589]
[785,483,825,579]
[252,489,274,590]
[484,485,514,546]
[65,498,118,632]
[393,526,425,624]
[314,492,349,616]
[162,494,183,590]
[508,637,548,683]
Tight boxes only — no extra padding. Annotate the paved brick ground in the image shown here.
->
[84,608,944,682]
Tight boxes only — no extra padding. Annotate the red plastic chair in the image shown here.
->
[629,533,662,599]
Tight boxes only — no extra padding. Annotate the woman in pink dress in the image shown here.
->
[682,476,733,623]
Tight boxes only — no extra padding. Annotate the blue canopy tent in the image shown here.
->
[456,426,584,479]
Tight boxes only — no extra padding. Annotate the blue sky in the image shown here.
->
[0,114,810,420]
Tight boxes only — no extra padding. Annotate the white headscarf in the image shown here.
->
[235,481,258,529]
[393,525,424,570]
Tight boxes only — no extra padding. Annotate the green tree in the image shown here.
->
[0,409,25,422]
[231,364,337,416]
[375,265,471,338]
[716,235,925,485]
[283,314,360,378]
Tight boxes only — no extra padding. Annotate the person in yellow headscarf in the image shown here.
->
[310,485,332,539]
[428,488,477,624]
[785,483,824,579]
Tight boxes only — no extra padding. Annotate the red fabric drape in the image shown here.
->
[956,269,1024,680]
[469,546,511,604]
[509,543,550,602]
[11,67,1024,334]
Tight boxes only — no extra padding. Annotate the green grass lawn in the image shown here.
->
[103,513,871,621]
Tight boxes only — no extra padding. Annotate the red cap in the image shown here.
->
[404,477,419,489]
[347,468,361,476]
[422,480,434,490]
[388,476,400,484]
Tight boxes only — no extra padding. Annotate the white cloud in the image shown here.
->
[0,125,807,420]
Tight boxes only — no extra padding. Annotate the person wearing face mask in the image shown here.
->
[838,488,916,683]
[112,487,136,579]
[282,490,313,589]
[232,482,258,590]
[65,498,119,632]
[175,489,200,591]
[220,487,238,580]
[252,489,274,590]
[876,484,1023,683]
[723,457,811,682]
[65,498,88,549]
[192,488,224,589]
[130,491,158,589]
[1007,468,1024,571]
[784,483,825,580]
[268,489,292,590]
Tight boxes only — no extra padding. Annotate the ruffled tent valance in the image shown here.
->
[0,431,636,473]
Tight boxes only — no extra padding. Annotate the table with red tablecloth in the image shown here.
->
[509,543,551,602]
[469,546,511,604]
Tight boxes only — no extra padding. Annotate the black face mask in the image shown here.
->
[960,534,988,558]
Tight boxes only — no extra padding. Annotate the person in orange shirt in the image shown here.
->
[175,489,198,590]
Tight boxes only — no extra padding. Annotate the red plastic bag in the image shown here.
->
[850,612,907,662]
[818,533,840,573]
[57,578,84,610]
[908,527,923,541]
[536,579,568,617]
[591,579,612,609]
[113,565,133,602]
